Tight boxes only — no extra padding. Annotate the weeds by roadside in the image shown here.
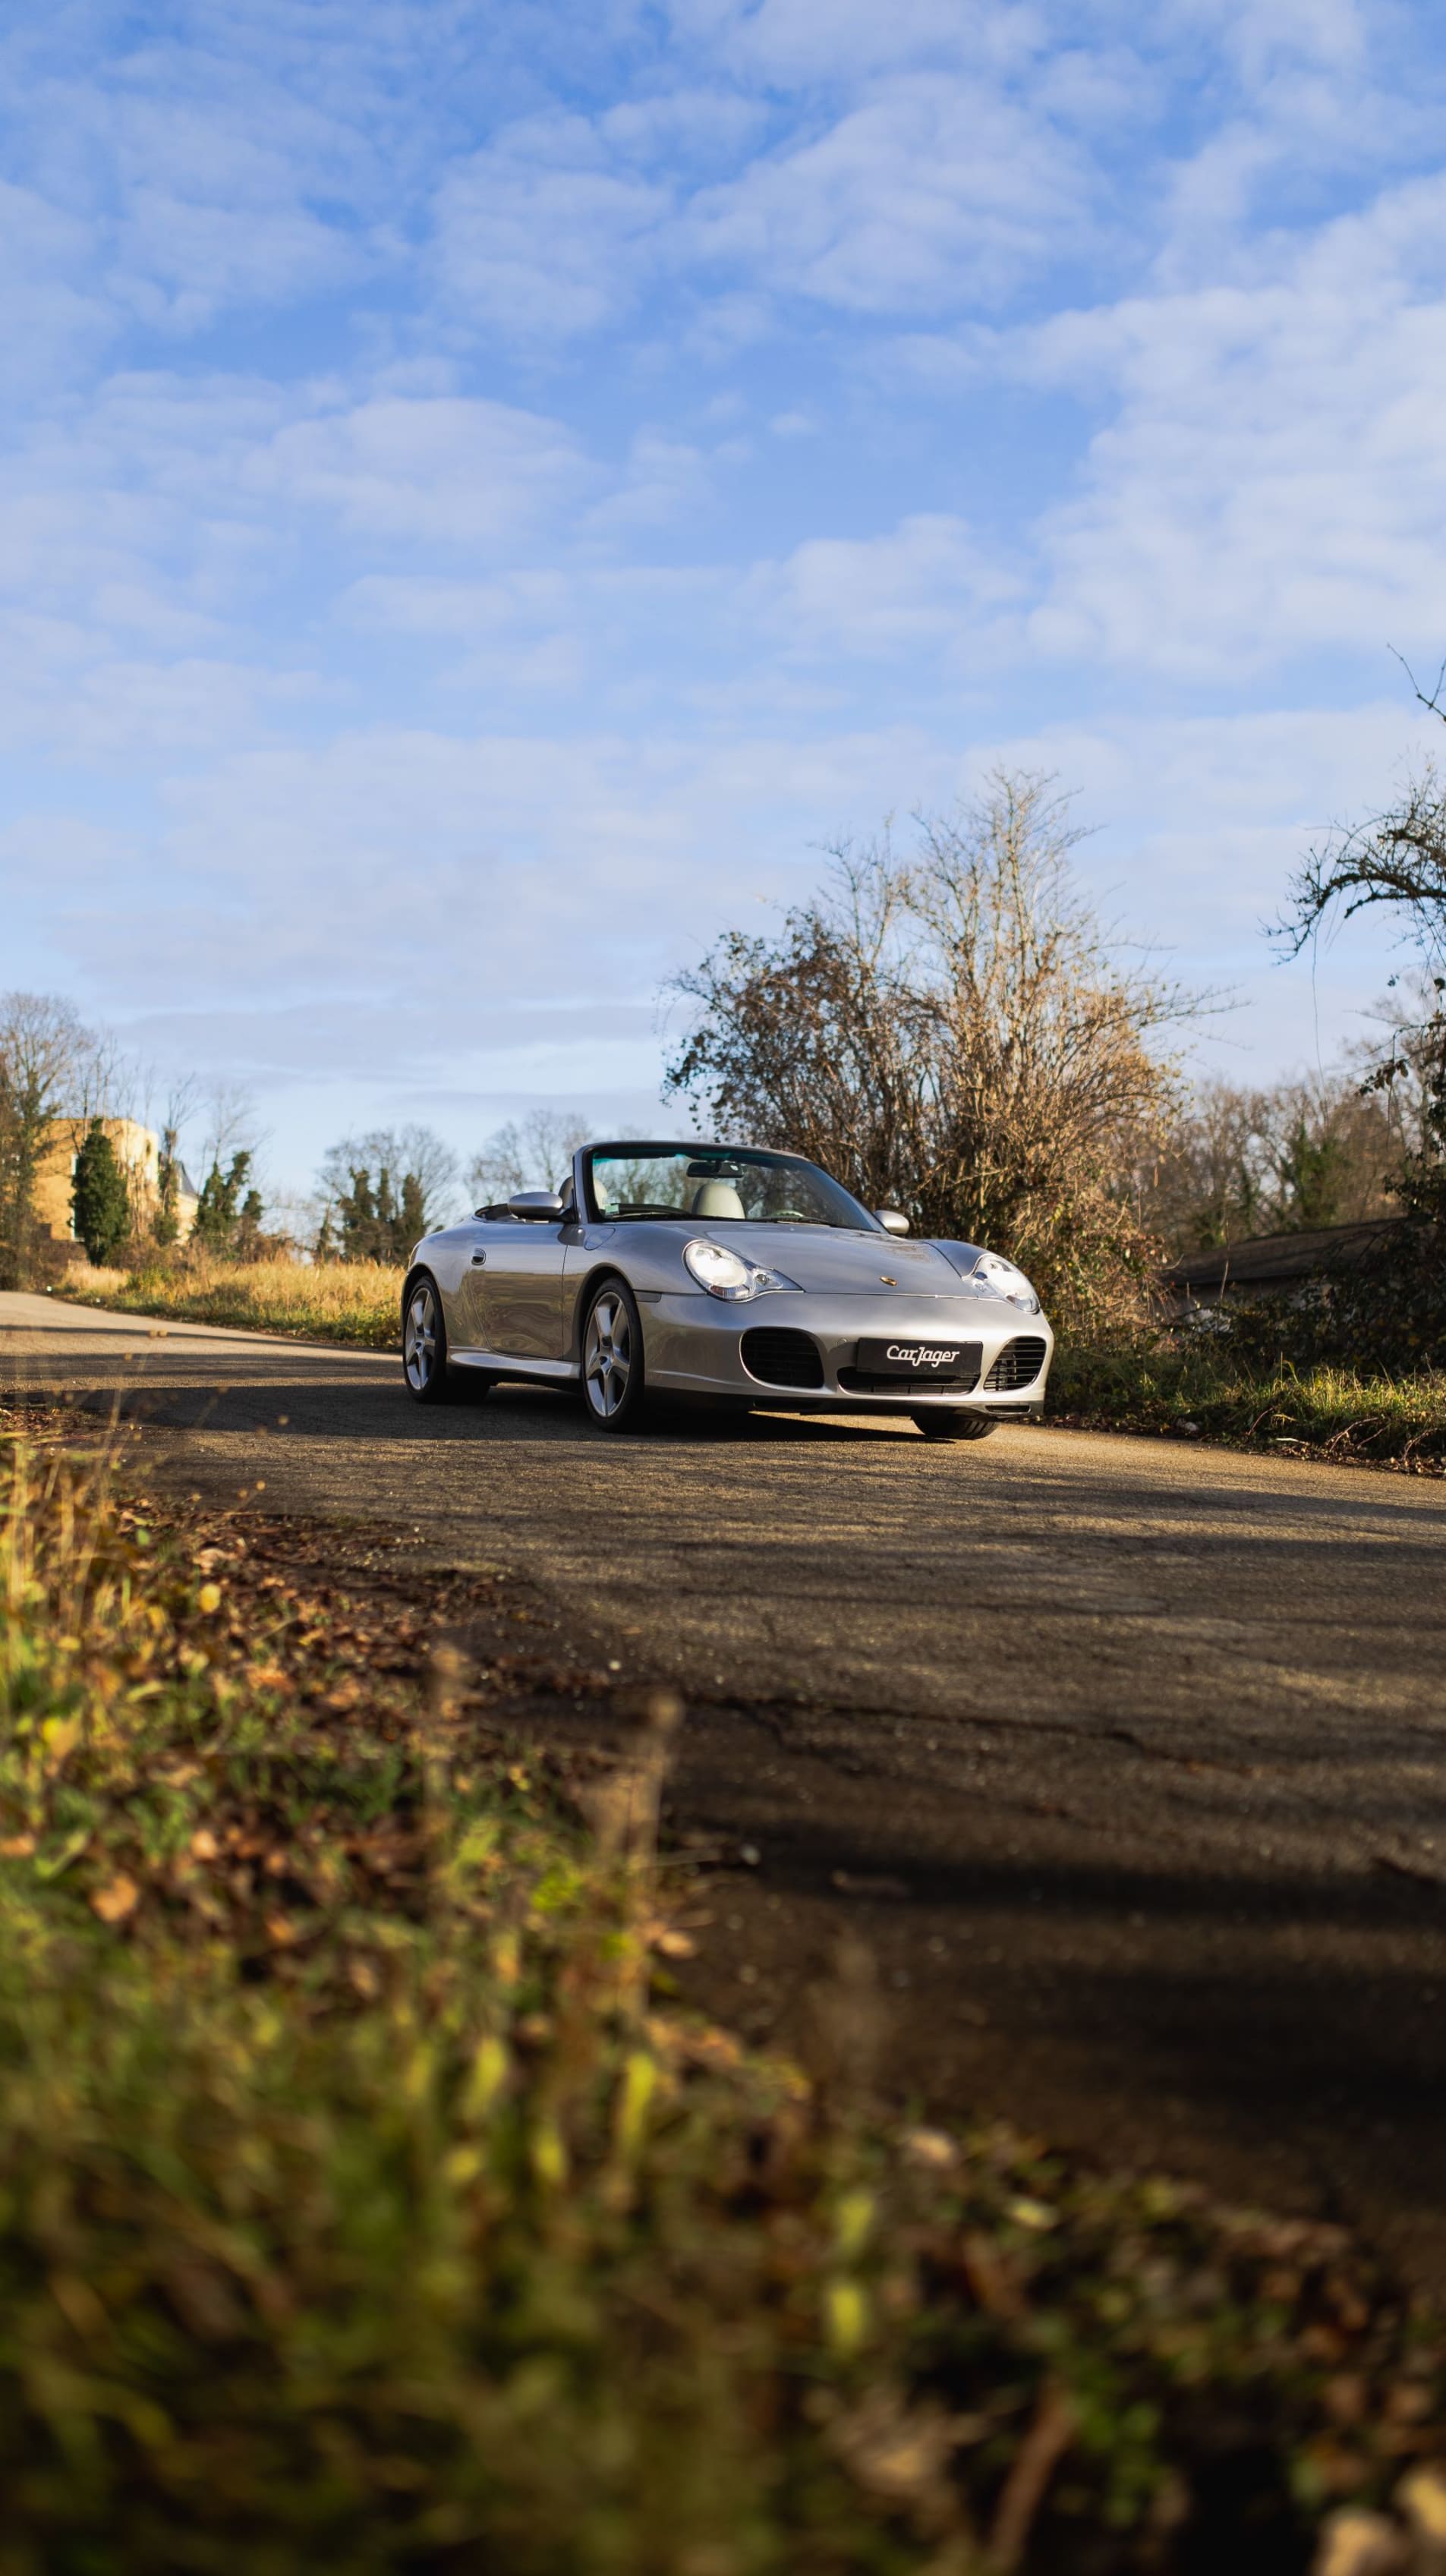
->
[58,1252,401,1349]
[1051,1340,1446,1471]
[2,1401,1446,2571]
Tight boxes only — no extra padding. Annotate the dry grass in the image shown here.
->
[58,1252,402,1349]
[2,1403,1446,2571]
[1053,1338,1446,1469]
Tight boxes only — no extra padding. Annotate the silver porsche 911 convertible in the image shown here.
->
[401,1139,1053,1439]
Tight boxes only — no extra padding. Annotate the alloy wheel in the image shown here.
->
[404,1283,438,1393]
[584,1290,632,1420]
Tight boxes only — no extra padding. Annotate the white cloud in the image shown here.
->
[1019,172,1446,675]
[432,115,672,339]
[688,71,1098,313]
[0,178,112,392]
[746,515,1021,661]
[27,718,962,1042]
[665,0,1046,85]
[248,394,595,543]
[0,8,416,340]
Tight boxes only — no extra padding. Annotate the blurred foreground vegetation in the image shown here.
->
[2,1406,1446,2571]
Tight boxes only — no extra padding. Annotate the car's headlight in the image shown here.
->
[683,1240,803,1302]
[972,1251,1041,1315]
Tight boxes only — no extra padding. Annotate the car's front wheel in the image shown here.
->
[581,1277,647,1432]
[403,1274,457,1405]
[912,1409,995,1441]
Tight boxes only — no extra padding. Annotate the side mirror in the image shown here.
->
[876,1208,910,1236]
[507,1189,565,1219]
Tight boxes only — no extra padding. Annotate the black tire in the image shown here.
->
[580,1276,647,1432]
[402,1272,464,1406]
[912,1409,996,1441]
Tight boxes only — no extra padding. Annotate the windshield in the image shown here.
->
[585,1146,878,1231]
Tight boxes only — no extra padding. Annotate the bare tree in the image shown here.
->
[1281,663,1446,1229]
[468,1110,592,1206]
[1283,670,1446,967]
[0,993,95,1286]
[153,1073,200,1247]
[666,773,1193,1334]
[1347,968,1446,1164]
[1145,1070,1400,1254]
[199,1082,260,1174]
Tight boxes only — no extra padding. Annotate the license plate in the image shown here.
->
[855,1338,981,1381]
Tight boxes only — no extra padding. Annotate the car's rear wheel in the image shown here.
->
[912,1409,995,1441]
[403,1274,457,1405]
[581,1277,647,1431]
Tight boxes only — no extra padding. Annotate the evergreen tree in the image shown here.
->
[153,1126,181,1247]
[316,1129,455,1262]
[71,1120,131,1266]
[194,1151,255,1253]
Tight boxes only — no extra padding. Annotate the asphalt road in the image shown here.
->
[7,1290,1446,2283]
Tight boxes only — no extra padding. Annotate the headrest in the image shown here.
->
[691,1181,745,1220]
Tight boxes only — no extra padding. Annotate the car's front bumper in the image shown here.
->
[640,1290,1053,1412]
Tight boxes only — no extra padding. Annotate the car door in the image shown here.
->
[449,1221,493,1351]
[462,1217,570,1359]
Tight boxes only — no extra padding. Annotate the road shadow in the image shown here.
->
[657,1708,1446,2281]
[27,1362,932,1450]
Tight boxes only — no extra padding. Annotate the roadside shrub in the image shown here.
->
[666,773,1190,1340]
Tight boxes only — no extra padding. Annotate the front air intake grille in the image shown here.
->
[984,1335,1047,1392]
[741,1327,825,1390]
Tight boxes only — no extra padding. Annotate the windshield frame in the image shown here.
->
[578,1142,883,1233]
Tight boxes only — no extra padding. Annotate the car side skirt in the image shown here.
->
[450,1349,579,1381]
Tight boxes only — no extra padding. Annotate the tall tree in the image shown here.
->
[0,993,93,1287]
[71,1121,131,1266]
[193,1152,264,1255]
[154,1129,183,1247]
[1275,674,1446,1364]
[1281,664,1446,1223]
[153,1075,199,1249]
[666,774,1191,1334]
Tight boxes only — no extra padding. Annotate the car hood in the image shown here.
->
[686,1225,981,1297]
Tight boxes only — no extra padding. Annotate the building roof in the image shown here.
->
[1165,1217,1403,1299]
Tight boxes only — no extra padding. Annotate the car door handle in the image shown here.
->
[470,1251,487,1267]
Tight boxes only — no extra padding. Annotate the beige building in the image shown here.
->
[32,1118,200,1247]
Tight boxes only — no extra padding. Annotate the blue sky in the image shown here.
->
[4,0,1446,1194]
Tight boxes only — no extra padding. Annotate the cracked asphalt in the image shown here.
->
[6,1288,1446,2284]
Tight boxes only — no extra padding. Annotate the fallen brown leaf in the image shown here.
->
[90,1874,140,1924]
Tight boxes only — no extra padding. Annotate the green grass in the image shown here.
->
[1052,1337,1446,1469]
[2,1409,1445,2571]
[58,1252,402,1349]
